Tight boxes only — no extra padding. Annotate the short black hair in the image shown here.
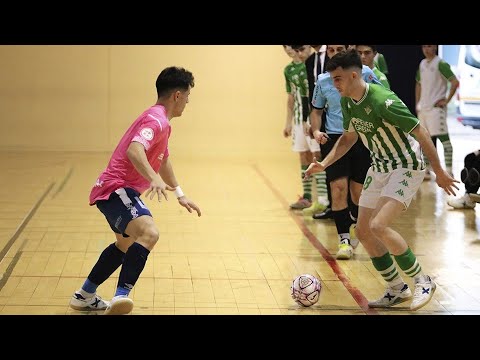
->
[356,45,377,53]
[290,45,307,51]
[156,66,194,98]
[326,45,349,49]
[325,49,363,72]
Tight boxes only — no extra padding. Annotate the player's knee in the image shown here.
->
[330,180,348,202]
[369,219,387,236]
[140,225,160,247]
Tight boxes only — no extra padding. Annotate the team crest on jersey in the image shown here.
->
[158,153,164,161]
[140,127,154,141]
[364,106,372,115]
[385,99,394,108]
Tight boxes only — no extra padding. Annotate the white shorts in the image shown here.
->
[359,167,425,210]
[292,122,320,153]
[418,107,448,136]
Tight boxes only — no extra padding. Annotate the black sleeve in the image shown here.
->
[305,55,315,110]
[301,96,310,122]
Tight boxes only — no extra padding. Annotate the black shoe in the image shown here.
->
[461,167,480,186]
[312,207,333,220]
[469,168,480,186]
[461,168,469,183]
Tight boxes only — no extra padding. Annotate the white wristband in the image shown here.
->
[174,186,185,198]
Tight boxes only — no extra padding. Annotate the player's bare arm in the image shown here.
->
[126,141,174,201]
[158,157,202,217]
[310,108,328,143]
[411,124,460,195]
[304,130,358,178]
[284,93,294,137]
[436,76,459,108]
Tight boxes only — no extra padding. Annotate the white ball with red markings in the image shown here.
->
[291,274,321,307]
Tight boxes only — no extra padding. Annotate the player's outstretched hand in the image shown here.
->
[435,169,460,196]
[178,197,202,217]
[304,157,326,180]
[145,177,175,202]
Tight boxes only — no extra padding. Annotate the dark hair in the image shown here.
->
[325,49,363,72]
[156,66,194,98]
[356,45,377,53]
[290,45,307,51]
[326,45,349,49]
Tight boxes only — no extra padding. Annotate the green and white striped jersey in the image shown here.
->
[341,83,424,173]
[284,61,309,125]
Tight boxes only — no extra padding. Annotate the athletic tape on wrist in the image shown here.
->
[174,186,185,198]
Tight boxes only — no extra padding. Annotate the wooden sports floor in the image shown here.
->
[0,117,479,315]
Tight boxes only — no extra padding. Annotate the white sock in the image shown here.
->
[389,276,405,290]
[78,288,94,298]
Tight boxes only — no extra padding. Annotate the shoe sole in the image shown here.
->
[302,209,326,215]
[409,284,436,311]
[336,252,353,260]
[312,214,333,219]
[103,298,134,315]
[69,303,107,311]
[368,295,412,308]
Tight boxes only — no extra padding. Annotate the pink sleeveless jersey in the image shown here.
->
[89,105,171,205]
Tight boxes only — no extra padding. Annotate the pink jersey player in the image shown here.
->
[89,105,171,205]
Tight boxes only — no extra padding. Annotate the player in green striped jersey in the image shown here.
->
[305,49,459,311]
[356,45,390,89]
[283,45,327,211]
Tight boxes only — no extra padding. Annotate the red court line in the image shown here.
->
[252,164,378,315]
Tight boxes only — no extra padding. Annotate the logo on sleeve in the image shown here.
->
[385,99,394,108]
[140,128,154,141]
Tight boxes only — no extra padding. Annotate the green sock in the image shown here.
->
[371,252,401,284]
[301,165,312,201]
[394,247,422,278]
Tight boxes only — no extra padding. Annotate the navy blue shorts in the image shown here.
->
[96,187,152,237]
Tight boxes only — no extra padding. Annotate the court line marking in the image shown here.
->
[51,167,74,199]
[252,164,378,315]
[0,182,55,280]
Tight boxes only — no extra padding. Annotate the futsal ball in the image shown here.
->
[291,274,321,307]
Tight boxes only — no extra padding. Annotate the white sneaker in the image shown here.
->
[70,291,109,311]
[368,283,412,308]
[336,243,353,260]
[103,295,134,315]
[349,224,359,249]
[410,275,436,311]
[447,194,476,209]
